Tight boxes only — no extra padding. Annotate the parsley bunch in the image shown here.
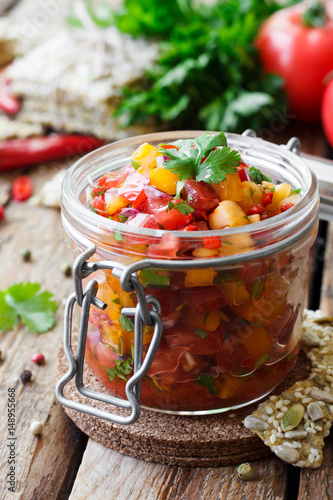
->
[160,132,240,184]
[0,282,58,334]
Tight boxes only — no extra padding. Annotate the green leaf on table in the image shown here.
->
[0,282,57,334]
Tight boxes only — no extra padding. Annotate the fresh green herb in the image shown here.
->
[140,268,170,286]
[0,282,58,334]
[119,313,134,332]
[252,278,264,300]
[243,215,250,222]
[106,358,133,382]
[89,203,98,214]
[118,336,123,355]
[131,159,141,171]
[237,281,242,287]
[195,373,216,395]
[94,189,107,196]
[255,354,268,368]
[223,240,233,246]
[271,186,275,192]
[118,214,129,223]
[250,187,254,198]
[175,179,185,199]
[248,167,271,184]
[194,328,209,339]
[111,0,290,133]
[160,133,240,184]
[203,311,209,325]
[114,228,123,241]
[167,200,194,215]
[112,298,121,305]
[290,188,302,195]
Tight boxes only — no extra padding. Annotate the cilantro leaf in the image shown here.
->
[0,282,57,334]
[175,179,185,199]
[248,167,271,184]
[89,203,98,214]
[194,328,209,339]
[195,373,216,395]
[114,228,123,241]
[140,269,170,286]
[196,147,240,184]
[290,188,302,195]
[167,200,194,215]
[164,157,196,180]
[252,278,264,300]
[119,313,134,332]
[118,214,128,223]
[131,159,141,171]
[106,358,133,383]
[195,132,227,158]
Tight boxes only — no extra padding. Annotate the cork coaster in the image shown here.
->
[57,340,311,467]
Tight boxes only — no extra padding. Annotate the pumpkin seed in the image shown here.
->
[281,404,305,432]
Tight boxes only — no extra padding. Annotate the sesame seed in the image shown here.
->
[295,392,303,398]
[317,401,325,406]
[282,441,296,448]
[281,406,288,413]
[308,454,315,464]
[323,430,330,437]
[292,441,302,448]
[266,406,273,415]
[268,416,275,424]
[324,386,330,393]
[304,388,312,395]
[276,412,284,419]
[270,396,277,401]
[270,434,277,445]
[306,427,316,435]
[277,432,285,438]
[325,421,331,429]
[315,425,323,431]
[275,400,283,409]
[315,455,321,462]
[310,448,319,456]
[273,420,279,429]
[296,460,306,467]
[283,399,291,405]
[302,398,311,404]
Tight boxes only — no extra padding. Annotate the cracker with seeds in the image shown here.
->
[244,310,333,468]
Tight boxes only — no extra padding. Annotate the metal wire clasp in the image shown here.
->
[55,235,163,425]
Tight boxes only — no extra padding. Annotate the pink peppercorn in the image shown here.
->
[31,353,45,365]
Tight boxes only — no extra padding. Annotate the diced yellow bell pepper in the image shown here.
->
[185,268,216,286]
[131,142,161,169]
[216,376,242,399]
[106,195,129,215]
[96,281,121,322]
[242,326,272,361]
[119,293,135,308]
[219,282,250,307]
[192,246,219,258]
[149,167,179,195]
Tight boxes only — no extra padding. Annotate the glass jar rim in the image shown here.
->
[61,130,318,254]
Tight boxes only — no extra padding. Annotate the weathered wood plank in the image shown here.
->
[0,163,86,499]
[297,222,333,500]
[69,439,287,500]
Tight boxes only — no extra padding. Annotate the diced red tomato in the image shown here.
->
[263,192,273,207]
[148,341,188,376]
[118,172,149,208]
[91,196,105,216]
[280,202,293,213]
[165,328,224,355]
[246,205,264,215]
[145,198,192,230]
[204,235,221,249]
[12,176,33,201]
[213,335,254,374]
[184,180,219,211]
[97,170,130,189]
[126,213,159,229]
[181,224,198,231]
[181,286,228,314]
[147,233,180,259]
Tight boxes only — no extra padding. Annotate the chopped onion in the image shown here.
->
[144,184,171,199]
[87,330,101,344]
[119,207,140,218]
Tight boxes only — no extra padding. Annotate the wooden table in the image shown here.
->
[0,126,332,500]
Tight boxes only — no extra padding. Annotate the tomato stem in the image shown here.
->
[302,0,327,28]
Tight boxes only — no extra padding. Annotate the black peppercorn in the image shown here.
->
[20,369,32,384]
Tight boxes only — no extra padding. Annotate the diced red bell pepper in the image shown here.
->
[280,202,294,213]
[237,162,251,182]
[246,205,264,215]
[184,180,219,211]
[12,176,33,201]
[263,192,273,207]
[204,235,221,249]
[181,286,228,314]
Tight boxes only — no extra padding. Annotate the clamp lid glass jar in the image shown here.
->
[59,131,319,418]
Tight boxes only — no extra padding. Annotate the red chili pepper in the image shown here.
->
[0,92,20,114]
[237,163,251,182]
[160,144,179,150]
[246,205,264,215]
[204,235,221,249]
[280,202,294,212]
[0,135,106,171]
[263,192,273,207]
[12,176,33,201]
[0,205,5,221]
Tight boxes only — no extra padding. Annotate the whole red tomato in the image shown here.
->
[322,76,333,146]
[256,1,333,122]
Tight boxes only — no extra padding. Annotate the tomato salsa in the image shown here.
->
[82,132,311,413]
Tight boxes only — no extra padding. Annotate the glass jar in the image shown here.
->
[60,131,319,416]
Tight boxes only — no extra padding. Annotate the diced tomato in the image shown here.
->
[97,170,130,189]
[204,236,221,249]
[147,233,180,259]
[213,334,254,374]
[144,288,183,328]
[237,163,251,182]
[246,205,264,215]
[181,224,198,231]
[260,214,268,221]
[12,176,33,201]
[165,328,223,355]
[126,213,159,229]
[184,180,219,211]
[181,286,228,314]
[148,341,188,376]
[159,144,179,150]
[263,192,273,207]
[193,209,208,221]
[91,196,105,216]
[118,172,149,208]
[280,202,293,213]
[145,198,192,230]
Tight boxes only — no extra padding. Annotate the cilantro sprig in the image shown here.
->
[248,166,271,184]
[159,132,240,184]
[0,282,58,334]
[167,200,194,215]
[106,358,133,382]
